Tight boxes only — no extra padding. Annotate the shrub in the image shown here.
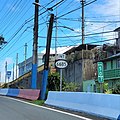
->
[63,82,80,92]
[112,84,120,94]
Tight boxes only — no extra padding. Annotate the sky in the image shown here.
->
[0,0,120,83]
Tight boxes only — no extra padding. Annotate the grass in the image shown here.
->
[30,100,45,106]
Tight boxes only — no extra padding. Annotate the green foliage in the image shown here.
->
[47,72,80,92]
[103,83,112,94]
[47,72,65,91]
[63,82,80,92]
[112,84,120,94]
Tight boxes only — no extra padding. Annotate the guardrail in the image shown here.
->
[0,88,40,100]
[45,91,120,120]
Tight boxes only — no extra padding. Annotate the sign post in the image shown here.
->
[97,62,104,93]
[55,59,68,91]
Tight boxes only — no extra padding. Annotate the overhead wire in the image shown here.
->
[0,0,23,28]
[56,0,97,19]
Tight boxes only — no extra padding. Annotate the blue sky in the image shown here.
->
[0,0,120,83]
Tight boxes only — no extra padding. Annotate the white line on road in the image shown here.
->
[0,96,93,120]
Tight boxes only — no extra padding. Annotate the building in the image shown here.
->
[96,53,120,90]
[18,53,44,77]
[63,44,98,91]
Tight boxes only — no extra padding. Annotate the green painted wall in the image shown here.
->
[83,80,96,92]
[107,61,111,70]
[106,60,117,70]
[113,59,117,69]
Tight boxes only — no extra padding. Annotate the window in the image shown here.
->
[104,62,107,70]
[111,60,113,69]
[117,59,120,68]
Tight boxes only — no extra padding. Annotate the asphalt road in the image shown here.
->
[0,96,93,120]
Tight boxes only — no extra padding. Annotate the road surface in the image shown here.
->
[0,96,93,120]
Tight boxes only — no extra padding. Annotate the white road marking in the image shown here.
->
[0,96,93,120]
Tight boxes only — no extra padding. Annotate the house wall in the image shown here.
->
[83,59,97,80]
[63,50,96,91]
[107,61,111,70]
[83,80,96,92]
[18,53,44,77]
[63,60,82,84]
[113,59,117,69]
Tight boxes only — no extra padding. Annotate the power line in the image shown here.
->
[56,0,97,19]
[3,3,33,35]
[38,30,114,38]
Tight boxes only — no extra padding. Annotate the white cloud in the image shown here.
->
[41,46,75,54]
[84,0,120,44]
[93,0,120,16]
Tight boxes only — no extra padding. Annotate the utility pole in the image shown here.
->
[13,63,14,81]
[55,0,58,60]
[41,14,54,100]
[5,61,7,83]
[81,0,85,44]
[16,53,18,79]
[24,43,27,73]
[31,0,39,89]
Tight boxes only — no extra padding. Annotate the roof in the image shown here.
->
[64,44,98,55]
[97,52,120,62]
[114,27,120,32]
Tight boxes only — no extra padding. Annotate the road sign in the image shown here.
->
[55,59,68,69]
[97,62,104,83]
[7,71,11,79]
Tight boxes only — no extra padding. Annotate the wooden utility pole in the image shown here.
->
[55,0,58,60]
[81,0,85,44]
[31,0,39,89]
[24,43,27,73]
[41,14,54,100]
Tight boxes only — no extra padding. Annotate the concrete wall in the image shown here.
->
[63,60,82,84]
[45,91,120,120]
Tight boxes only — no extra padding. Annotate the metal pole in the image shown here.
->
[81,0,85,44]
[100,83,103,93]
[24,43,27,73]
[16,53,18,79]
[60,69,62,91]
[31,0,39,89]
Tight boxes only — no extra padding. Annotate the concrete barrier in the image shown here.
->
[45,91,120,120]
[0,88,9,95]
[18,89,40,100]
[6,89,20,97]
[0,89,40,100]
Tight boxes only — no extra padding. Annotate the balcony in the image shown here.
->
[104,68,120,80]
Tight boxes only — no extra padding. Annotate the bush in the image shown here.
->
[63,82,80,92]
[47,72,65,91]
[112,84,120,94]
[47,73,80,92]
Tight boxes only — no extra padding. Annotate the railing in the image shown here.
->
[104,68,120,80]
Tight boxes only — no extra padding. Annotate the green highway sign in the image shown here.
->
[97,62,104,83]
